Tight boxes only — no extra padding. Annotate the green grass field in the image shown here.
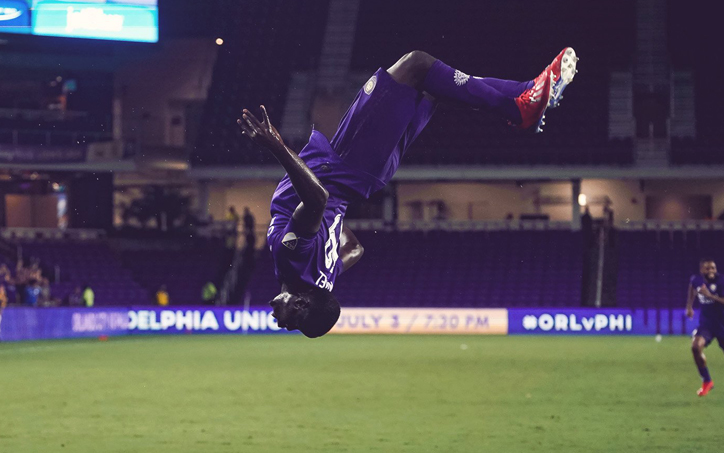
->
[1,335,721,452]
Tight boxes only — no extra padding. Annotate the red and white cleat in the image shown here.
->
[548,47,578,109]
[697,381,714,397]
[514,66,553,133]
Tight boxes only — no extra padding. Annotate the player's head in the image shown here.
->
[699,258,717,280]
[270,287,340,338]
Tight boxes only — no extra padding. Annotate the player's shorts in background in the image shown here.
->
[329,68,436,196]
[694,322,724,349]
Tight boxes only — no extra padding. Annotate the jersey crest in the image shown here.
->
[282,232,298,250]
[364,75,377,95]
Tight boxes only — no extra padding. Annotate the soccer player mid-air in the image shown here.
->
[238,48,578,337]
[687,258,724,396]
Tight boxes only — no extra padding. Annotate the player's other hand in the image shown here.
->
[686,306,694,319]
[238,105,286,151]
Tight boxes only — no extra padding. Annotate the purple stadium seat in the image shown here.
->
[19,241,152,306]
[245,230,583,308]
[616,231,724,309]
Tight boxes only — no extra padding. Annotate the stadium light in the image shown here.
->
[578,194,587,207]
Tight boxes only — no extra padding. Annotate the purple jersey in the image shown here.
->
[268,68,435,292]
[268,131,371,291]
[690,273,724,319]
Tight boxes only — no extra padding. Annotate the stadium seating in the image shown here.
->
[18,241,152,305]
[671,138,724,165]
[193,0,330,166]
[120,241,232,306]
[0,116,112,147]
[616,230,724,308]
[9,228,724,310]
[245,230,583,307]
[667,2,723,164]
[12,238,232,306]
[0,255,16,303]
[351,0,635,166]
[193,0,635,167]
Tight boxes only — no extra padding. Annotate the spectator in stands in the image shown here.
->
[582,207,594,247]
[13,258,46,305]
[24,279,41,307]
[66,286,83,307]
[227,206,240,227]
[14,260,27,303]
[0,283,6,336]
[27,258,42,282]
[243,207,256,248]
[120,202,132,228]
[602,201,616,245]
[603,201,614,227]
[226,206,240,249]
[83,284,95,308]
[243,207,255,234]
[0,283,7,311]
[156,285,169,306]
[202,282,217,305]
[0,264,11,284]
[0,265,15,306]
[39,278,51,307]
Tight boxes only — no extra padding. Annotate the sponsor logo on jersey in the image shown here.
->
[282,232,298,250]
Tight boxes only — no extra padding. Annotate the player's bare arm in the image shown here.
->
[339,226,364,273]
[686,284,696,318]
[238,106,328,235]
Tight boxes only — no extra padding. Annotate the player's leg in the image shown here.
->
[387,51,522,124]
[386,50,437,89]
[329,66,432,198]
[387,49,578,132]
[387,52,531,98]
[479,78,533,98]
[692,333,714,396]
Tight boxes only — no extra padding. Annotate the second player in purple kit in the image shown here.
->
[687,258,724,396]
[239,49,578,337]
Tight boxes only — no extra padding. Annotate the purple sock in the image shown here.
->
[699,365,712,383]
[422,60,522,124]
[480,78,534,98]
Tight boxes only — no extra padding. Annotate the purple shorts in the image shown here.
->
[329,68,436,196]
[695,322,724,349]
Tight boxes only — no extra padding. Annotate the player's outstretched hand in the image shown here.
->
[238,105,286,152]
[686,306,694,319]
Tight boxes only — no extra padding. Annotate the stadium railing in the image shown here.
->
[345,219,573,232]
[617,220,724,231]
[0,228,106,242]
